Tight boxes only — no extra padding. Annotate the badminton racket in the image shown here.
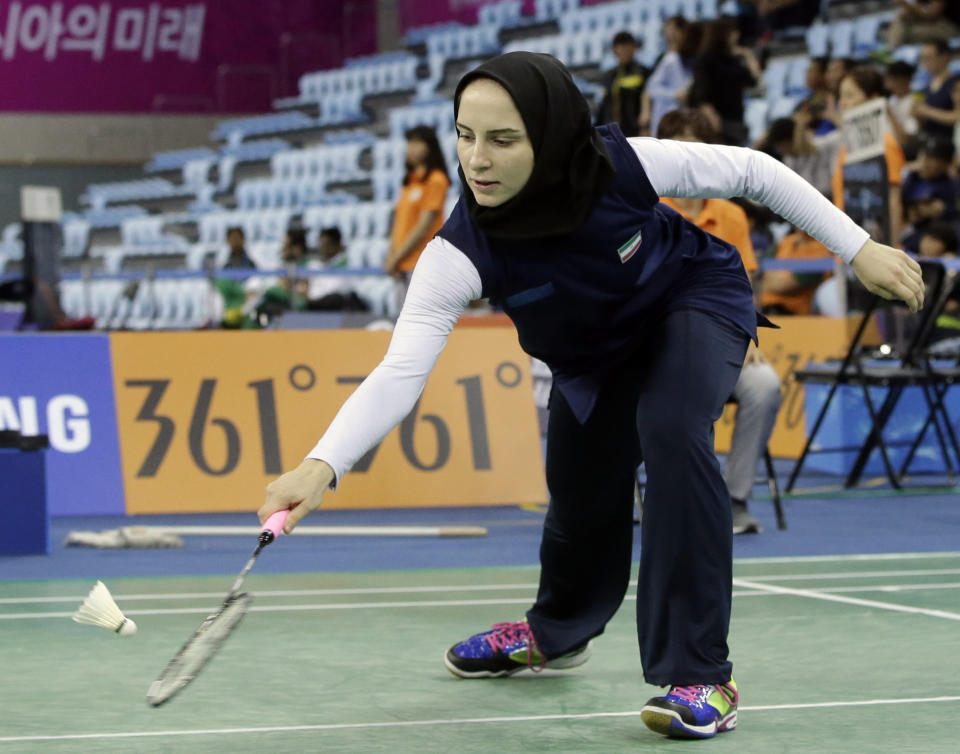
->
[146,510,288,707]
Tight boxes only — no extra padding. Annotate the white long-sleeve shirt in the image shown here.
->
[309,139,868,483]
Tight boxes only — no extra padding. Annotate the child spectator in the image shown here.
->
[901,138,959,252]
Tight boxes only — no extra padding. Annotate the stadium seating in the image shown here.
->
[478,0,524,28]
[212,112,317,144]
[146,147,218,174]
[0,223,23,262]
[425,24,500,60]
[64,0,946,330]
[389,100,456,140]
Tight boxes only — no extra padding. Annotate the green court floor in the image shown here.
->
[1,553,959,753]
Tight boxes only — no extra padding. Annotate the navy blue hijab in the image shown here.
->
[454,52,615,240]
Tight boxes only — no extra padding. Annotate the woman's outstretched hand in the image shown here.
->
[850,239,925,313]
[258,459,336,534]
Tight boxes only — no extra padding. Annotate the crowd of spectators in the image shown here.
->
[597,11,960,317]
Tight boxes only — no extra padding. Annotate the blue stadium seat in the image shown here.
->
[0,223,23,261]
[146,147,218,174]
[805,20,829,57]
[828,19,855,58]
[478,0,524,28]
[212,112,316,144]
[59,279,87,319]
[854,12,895,57]
[744,98,770,145]
[388,100,455,140]
[426,24,500,60]
[62,218,91,259]
[535,0,580,22]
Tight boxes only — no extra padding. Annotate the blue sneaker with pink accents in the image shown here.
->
[641,678,739,739]
[443,620,592,678]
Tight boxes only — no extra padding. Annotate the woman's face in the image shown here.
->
[838,75,868,114]
[405,138,429,168]
[456,78,535,207]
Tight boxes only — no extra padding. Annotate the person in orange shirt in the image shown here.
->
[386,126,451,303]
[658,109,781,534]
[760,230,833,315]
[831,66,906,246]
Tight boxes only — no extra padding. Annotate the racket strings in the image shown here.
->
[147,593,253,706]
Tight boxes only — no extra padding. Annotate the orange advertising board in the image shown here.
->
[110,329,547,513]
[714,315,878,457]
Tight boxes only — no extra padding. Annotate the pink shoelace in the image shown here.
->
[668,685,711,705]
[484,621,545,672]
[669,683,738,708]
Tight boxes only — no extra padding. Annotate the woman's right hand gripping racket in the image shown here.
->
[146,510,289,707]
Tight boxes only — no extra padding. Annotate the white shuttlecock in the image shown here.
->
[72,581,137,636]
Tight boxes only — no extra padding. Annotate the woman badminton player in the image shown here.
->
[259,53,923,740]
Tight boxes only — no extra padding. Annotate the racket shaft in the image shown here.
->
[229,544,263,596]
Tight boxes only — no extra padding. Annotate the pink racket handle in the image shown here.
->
[259,510,290,545]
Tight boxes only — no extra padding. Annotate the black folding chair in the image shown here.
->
[786,260,955,491]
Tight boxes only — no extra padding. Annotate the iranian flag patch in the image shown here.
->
[618,228,642,263]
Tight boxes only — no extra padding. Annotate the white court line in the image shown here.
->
[0,584,543,605]
[1,695,958,743]
[734,578,960,622]
[6,565,960,605]
[5,581,960,621]
[738,568,960,582]
[734,551,960,564]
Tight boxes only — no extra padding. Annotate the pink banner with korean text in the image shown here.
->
[0,0,376,113]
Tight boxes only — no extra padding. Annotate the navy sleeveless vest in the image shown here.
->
[438,124,758,422]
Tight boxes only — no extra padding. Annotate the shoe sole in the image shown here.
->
[443,640,593,679]
[640,706,737,739]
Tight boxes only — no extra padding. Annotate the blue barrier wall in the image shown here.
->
[0,334,125,515]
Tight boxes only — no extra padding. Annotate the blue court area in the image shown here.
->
[2,480,959,752]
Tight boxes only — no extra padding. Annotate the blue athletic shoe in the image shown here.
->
[641,678,739,739]
[444,620,592,678]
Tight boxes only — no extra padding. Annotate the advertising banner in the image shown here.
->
[110,329,547,513]
[0,333,125,515]
[0,0,376,112]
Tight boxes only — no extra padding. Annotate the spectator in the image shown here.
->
[761,114,840,198]
[832,66,907,245]
[825,57,856,99]
[917,222,960,341]
[386,125,450,303]
[885,61,921,156]
[250,228,312,323]
[887,0,960,48]
[901,138,959,251]
[760,230,833,315]
[596,31,649,137]
[306,226,363,310]
[223,226,256,269]
[281,227,308,265]
[918,219,959,258]
[641,18,704,139]
[804,56,832,108]
[657,107,780,535]
[912,40,960,144]
[318,227,346,266]
[688,17,761,145]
